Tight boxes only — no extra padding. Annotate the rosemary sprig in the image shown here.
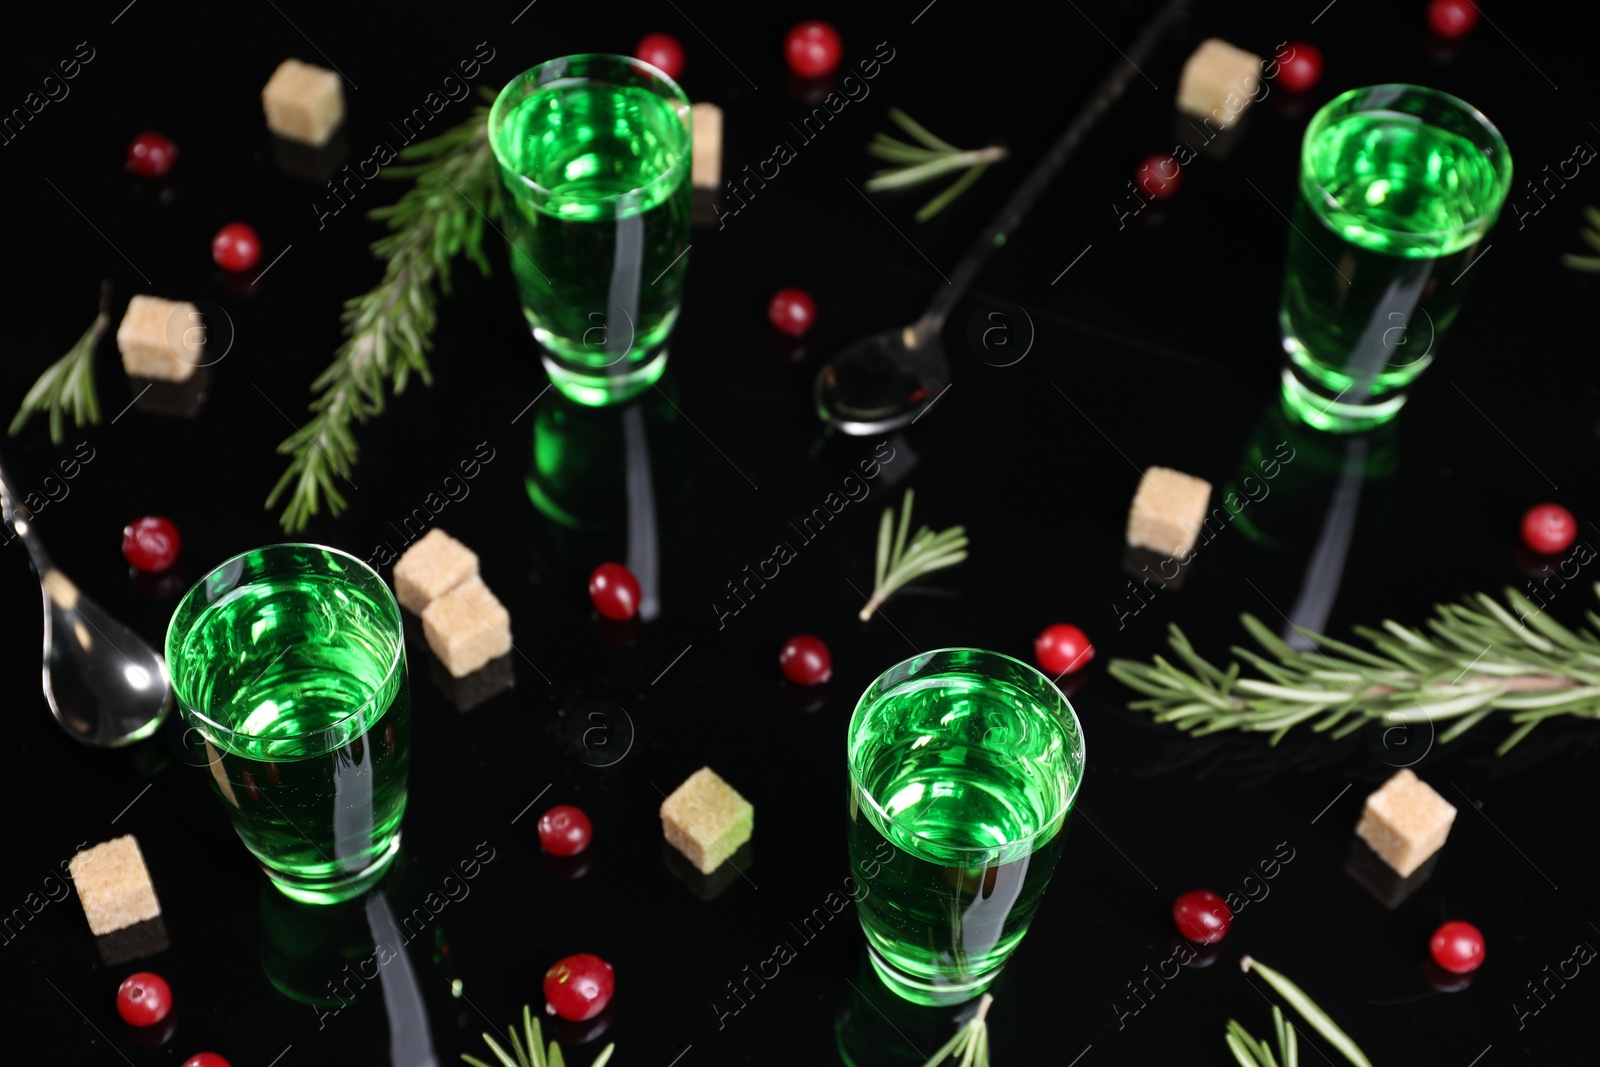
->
[866,108,1006,222]
[267,95,500,531]
[1108,584,1600,755]
[861,488,969,621]
[1233,957,1372,1067]
[1560,204,1600,271]
[919,993,993,1067]
[10,281,110,445]
[461,1003,615,1067]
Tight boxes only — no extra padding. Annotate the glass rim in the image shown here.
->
[848,646,1087,857]
[165,542,404,745]
[1300,82,1513,241]
[488,52,692,207]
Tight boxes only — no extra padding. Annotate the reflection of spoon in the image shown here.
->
[816,0,1192,433]
[0,464,172,746]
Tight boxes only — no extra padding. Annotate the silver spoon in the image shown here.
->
[0,463,173,746]
[816,0,1192,433]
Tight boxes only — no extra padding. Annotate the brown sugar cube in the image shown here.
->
[1126,466,1213,558]
[68,836,162,937]
[393,528,478,614]
[262,59,345,146]
[691,102,722,190]
[116,295,201,382]
[660,766,753,875]
[421,576,511,678]
[1355,769,1457,878]
[1177,38,1262,122]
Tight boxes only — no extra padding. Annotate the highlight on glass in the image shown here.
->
[167,544,411,904]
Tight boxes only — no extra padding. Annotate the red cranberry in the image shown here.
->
[116,972,172,1027]
[1521,504,1576,555]
[538,805,593,857]
[122,517,181,573]
[1034,624,1094,677]
[211,223,261,274]
[784,21,842,79]
[635,33,685,80]
[1429,921,1485,974]
[544,953,614,1021]
[1135,153,1182,200]
[768,288,817,336]
[1173,889,1231,944]
[127,132,178,178]
[779,635,832,685]
[1277,43,1323,92]
[588,563,641,621]
[1427,0,1478,38]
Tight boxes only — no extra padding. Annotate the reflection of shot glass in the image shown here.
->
[847,649,1085,1006]
[489,55,693,408]
[1278,85,1511,433]
[167,545,411,904]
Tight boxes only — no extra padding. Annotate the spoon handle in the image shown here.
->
[909,0,1193,346]
[0,463,55,573]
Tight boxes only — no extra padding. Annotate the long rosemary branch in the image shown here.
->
[267,98,499,531]
[1109,584,1600,755]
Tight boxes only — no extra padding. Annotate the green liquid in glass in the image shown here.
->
[1280,94,1510,432]
[173,570,409,904]
[847,655,1082,1005]
[492,70,691,406]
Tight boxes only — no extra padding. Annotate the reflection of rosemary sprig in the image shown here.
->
[1561,205,1600,271]
[9,281,110,445]
[461,1004,614,1067]
[1109,585,1600,755]
[866,109,1006,222]
[919,993,992,1066]
[861,488,969,621]
[268,93,500,532]
[1229,957,1372,1067]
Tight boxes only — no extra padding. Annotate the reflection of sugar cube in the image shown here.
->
[1356,769,1457,878]
[661,767,753,875]
[1177,38,1262,121]
[116,295,201,382]
[422,577,511,678]
[393,528,478,614]
[262,59,345,146]
[1127,466,1213,558]
[692,102,722,189]
[68,836,162,936]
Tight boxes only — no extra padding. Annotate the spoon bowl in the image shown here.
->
[1,466,173,747]
[814,327,949,434]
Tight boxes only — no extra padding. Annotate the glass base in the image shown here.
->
[264,832,402,905]
[866,942,1000,1007]
[1279,366,1407,434]
[541,347,668,408]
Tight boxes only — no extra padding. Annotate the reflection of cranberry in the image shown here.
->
[549,1000,614,1046]
[781,682,827,714]
[542,850,593,881]
[132,563,190,598]
[127,1011,179,1048]
[1422,958,1473,993]
[592,613,642,647]
[1171,932,1222,968]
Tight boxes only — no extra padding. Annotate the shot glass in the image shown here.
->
[1278,84,1511,432]
[847,648,1085,1005]
[489,54,693,407]
[167,544,410,904]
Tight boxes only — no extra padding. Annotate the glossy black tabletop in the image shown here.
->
[5,1,1599,1063]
